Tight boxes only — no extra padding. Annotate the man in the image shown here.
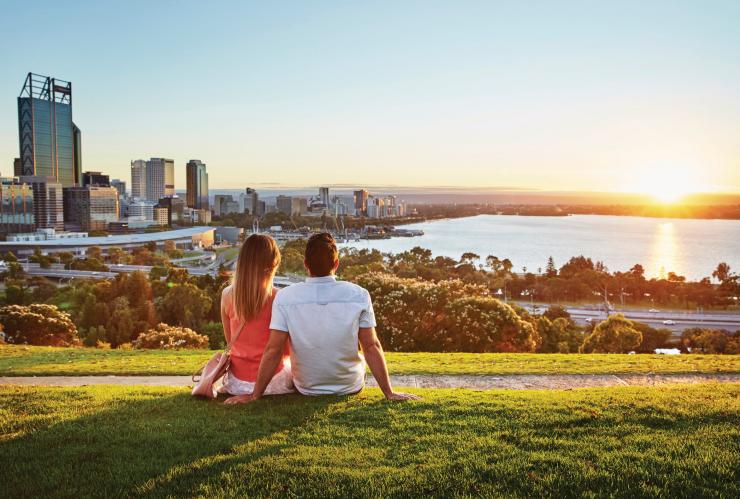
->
[224,232,419,403]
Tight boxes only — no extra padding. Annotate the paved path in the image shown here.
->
[1,373,738,390]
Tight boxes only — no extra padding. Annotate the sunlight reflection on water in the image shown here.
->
[651,222,678,279]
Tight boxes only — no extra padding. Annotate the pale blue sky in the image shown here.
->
[1,1,738,193]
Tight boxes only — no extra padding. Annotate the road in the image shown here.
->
[516,301,740,333]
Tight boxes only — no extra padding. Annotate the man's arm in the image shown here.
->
[359,327,420,401]
[224,330,287,405]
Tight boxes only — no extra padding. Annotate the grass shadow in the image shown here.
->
[0,386,341,498]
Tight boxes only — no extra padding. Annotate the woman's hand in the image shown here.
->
[223,394,254,405]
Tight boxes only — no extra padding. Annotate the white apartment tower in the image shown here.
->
[130,160,146,199]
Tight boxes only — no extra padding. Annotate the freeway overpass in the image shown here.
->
[21,263,300,288]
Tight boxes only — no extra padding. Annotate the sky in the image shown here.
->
[0,0,739,193]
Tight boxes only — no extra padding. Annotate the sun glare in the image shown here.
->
[633,165,698,204]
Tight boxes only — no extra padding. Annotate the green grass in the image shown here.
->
[0,384,737,497]
[1,345,738,377]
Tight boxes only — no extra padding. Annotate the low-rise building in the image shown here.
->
[153,207,169,226]
[0,177,34,234]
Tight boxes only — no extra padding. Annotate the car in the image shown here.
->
[648,308,659,313]
[662,320,676,326]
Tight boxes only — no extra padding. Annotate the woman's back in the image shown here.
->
[222,285,287,381]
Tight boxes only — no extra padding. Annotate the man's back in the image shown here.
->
[270,276,376,395]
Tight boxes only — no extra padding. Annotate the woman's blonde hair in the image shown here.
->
[232,234,281,322]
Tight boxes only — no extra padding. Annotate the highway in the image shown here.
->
[517,302,740,333]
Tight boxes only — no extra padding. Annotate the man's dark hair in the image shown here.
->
[305,232,339,276]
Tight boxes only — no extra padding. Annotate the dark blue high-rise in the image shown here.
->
[17,73,81,187]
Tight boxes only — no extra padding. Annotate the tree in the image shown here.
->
[486,255,503,275]
[459,252,480,265]
[580,314,642,353]
[87,246,103,261]
[107,247,128,265]
[543,305,570,321]
[105,297,136,347]
[712,263,732,284]
[57,252,75,269]
[681,328,736,354]
[545,257,557,278]
[157,283,212,330]
[29,247,53,269]
[0,304,79,346]
[3,251,18,263]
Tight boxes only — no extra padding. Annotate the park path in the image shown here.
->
[1,373,738,390]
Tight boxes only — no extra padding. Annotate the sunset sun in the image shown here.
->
[634,165,699,204]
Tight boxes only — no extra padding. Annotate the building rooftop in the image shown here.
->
[0,227,214,247]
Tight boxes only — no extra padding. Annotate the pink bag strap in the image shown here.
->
[225,318,247,353]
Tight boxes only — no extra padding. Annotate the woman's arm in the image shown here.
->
[220,287,232,345]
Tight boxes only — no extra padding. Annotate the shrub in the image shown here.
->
[633,322,673,353]
[0,304,79,346]
[200,321,225,349]
[536,316,584,353]
[446,296,539,352]
[580,314,642,353]
[681,328,740,354]
[134,323,209,349]
[354,273,538,352]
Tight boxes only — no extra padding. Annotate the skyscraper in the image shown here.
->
[17,73,81,187]
[185,160,209,210]
[319,187,330,206]
[354,189,368,216]
[110,179,126,198]
[245,188,262,216]
[130,160,146,199]
[145,158,174,201]
[19,175,64,230]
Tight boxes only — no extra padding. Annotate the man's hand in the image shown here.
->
[386,392,421,401]
[223,394,255,405]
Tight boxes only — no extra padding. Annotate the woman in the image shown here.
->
[220,234,293,402]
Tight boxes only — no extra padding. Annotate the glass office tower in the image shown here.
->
[146,158,174,201]
[17,73,81,187]
[185,159,209,210]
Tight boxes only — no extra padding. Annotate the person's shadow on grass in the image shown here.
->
[0,387,350,497]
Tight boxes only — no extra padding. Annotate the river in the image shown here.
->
[338,214,740,280]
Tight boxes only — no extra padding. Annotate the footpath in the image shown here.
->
[1,373,738,390]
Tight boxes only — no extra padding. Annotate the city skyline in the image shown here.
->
[1,1,739,197]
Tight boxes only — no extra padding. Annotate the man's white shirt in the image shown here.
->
[270,275,376,395]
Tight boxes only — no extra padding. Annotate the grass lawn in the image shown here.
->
[1,384,737,497]
[1,345,739,377]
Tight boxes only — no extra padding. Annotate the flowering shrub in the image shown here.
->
[0,304,79,346]
[355,273,539,352]
[133,323,209,349]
